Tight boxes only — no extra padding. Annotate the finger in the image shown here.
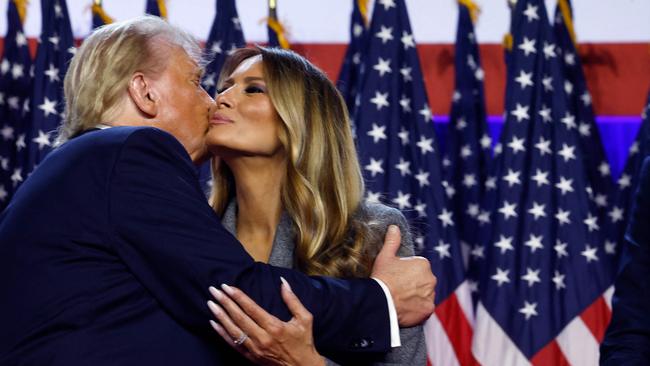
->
[375,225,401,262]
[280,277,313,324]
[207,299,250,346]
[219,283,283,331]
[210,320,256,362]
[210,319,238,347]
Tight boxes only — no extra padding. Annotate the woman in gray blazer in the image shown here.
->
[204,46,426,366]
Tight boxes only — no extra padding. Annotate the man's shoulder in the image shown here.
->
[70,126,179,148]
[60,126,188,161]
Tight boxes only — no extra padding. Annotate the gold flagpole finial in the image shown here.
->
[358,0,369,26]
[157,0,168,19]
[558,0,577,46]
[13,0,29,24]
[269,0,276,10]
[458,0,481,24]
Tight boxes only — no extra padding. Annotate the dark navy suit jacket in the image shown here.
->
[601,157,650,365]
[0,127,390,365]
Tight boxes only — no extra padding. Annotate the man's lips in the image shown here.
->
[210,113,233,124]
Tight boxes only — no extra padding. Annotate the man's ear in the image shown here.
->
[127,72,158,117]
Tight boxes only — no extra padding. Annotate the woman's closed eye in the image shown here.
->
[245,85,266,94]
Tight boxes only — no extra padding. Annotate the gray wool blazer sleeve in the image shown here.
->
[324,203,427,366]
[359,202,427,366]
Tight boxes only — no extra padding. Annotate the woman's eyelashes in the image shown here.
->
[244,84,266,94]
[215,83,266,95]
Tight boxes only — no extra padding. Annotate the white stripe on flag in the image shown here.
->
[556,316,600,366]
[603,285,614,310]
[424,314,460,366]
[472,303,531,366]
[455,280,475,326]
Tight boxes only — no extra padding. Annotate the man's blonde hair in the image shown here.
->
[57,15,203,144]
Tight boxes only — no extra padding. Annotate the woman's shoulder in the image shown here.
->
[359,201,407,223]
[357,201,414,257]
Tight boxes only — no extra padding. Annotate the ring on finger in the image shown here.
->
[233,332,248,346]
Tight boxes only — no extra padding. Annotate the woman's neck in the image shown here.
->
[227,156,285,263]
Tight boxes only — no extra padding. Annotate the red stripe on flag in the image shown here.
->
[531,339,570,366]
[580,296,613,342]
[435,293,478,366]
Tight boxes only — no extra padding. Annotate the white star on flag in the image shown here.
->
[375,26,394,43]
[437,209,454,227]
[365,158,384,177]
[492,268,511,286]
[370,91,390,110]
[367,123,387,143]
[519,301,539,320]
[521,268,541,287]
[392,190,412,209]
[373,57,392,76]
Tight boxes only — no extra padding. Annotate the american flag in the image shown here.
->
[13,0,73,191]
[441,0,491,307]
[145,0,167,19]
[553,0,613,238]
[352,0,474,364]
[0,0,32,209]
[472,1,614,364]
[201,0,246,98]
[606,91,650,268]
[92,1,114,29]
[336,0,368,115]
[267,0,289,49]
[197,0,246,191]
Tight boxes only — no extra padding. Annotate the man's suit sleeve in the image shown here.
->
[106,128,391,353]
[601,157,650,365]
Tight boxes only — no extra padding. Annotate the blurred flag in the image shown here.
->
[605,92,650,269]
[554,0,613,233]
[92,0,114,29]
[202,0,246,97]
[353,0,475,364]
[267,0,289,49]
[145,0,167,19]
[0,0,32,209]
[472,1,614,364]
[441,0,491,306]
[198,0,246,192]
[13,0,74,191]
[336,0,369,114]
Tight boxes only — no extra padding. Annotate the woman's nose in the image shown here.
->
[215,88,233,108]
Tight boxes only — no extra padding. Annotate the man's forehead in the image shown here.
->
[169,46,203,74]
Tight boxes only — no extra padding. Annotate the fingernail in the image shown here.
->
[388,225,398,233]
[209,286,219,298]
[280,276,293,292]
[221,283,234,295]
[207,300,222,315]
[211,288,225,301]
[209,320,221,331]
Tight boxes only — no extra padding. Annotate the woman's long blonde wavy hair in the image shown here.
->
[209,47,376,277]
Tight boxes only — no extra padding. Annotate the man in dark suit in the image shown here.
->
[0,16,436,365]
[601,157,650,365]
